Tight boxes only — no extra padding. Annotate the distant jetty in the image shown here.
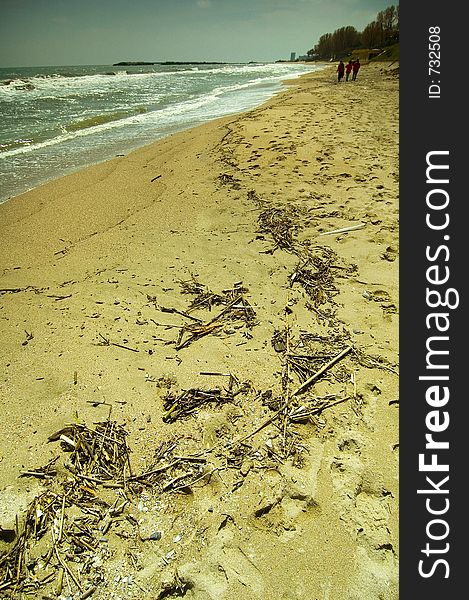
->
[113,61,231,66]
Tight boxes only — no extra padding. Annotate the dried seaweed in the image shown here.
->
[172,283,257,350]
[162,388,234,423]
[19,457,59,480]
[0,419,197,596]
[290,247,339,307]
[217,173,241,189]
[288,395,350,422]
[257,207,299,251]
[352,348,399,375]
[0,491,61,596]
[48,421,132,484]
[0,486,109,597]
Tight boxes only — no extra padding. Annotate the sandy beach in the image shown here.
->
[0,62,399,599]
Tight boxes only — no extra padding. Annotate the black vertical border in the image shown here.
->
[400,1,465,597]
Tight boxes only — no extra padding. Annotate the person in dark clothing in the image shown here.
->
[352,58,361,81]
[337,60,345,82]
[345,60,353,81]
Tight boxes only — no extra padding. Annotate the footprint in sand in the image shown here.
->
[381,246,398,262]
[329,430,398,597]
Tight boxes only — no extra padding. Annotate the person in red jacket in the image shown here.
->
[352,58,361,81]
[337,60,345,82]
[345,60,353,81]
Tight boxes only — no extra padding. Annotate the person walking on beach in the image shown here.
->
[337,60,345,82]
[352,58,361,81]
[345,60,353,81]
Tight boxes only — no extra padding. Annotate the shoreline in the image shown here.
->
[0,62,399,599]
[0,63,326,206]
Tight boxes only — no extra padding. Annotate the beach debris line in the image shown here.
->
[0,286,396,597]
[290,246,341,307]
[0,485,110,597]
[291,346,353,397]
[47,420,133,485]
[0,333,377,598]
[257,207,296,251]
[0,420,211,597]
[177,275,224,311]
[257,205,306,252]
[162,375,249,423]
[275,327,391,386]
[251,194,357,309]
[217,172,242,189]
[272,326,399,421]
[159,280,257,350]
[163,388,233,423]
[251,194,317,254]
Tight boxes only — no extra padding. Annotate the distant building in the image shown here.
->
[290,52,296,61]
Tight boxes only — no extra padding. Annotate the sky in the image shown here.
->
[0,0,395,67]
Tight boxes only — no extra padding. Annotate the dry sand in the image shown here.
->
[0,62,399,599]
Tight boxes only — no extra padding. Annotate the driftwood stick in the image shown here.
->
[235,401,289,445]
[150,319,183,329]
[19,470,54,479]
[162,471,193,491]
[58,494,66,543]
[319,223,366,236]
[52,530,83,593]
[47,294,72,301]
[206,295,241,325]
[199,371,231,376]
[200,398,290,457]
[110,342,139,353]
[160,306,202,322]
[98,333,139,352]
[80,586,98,599]
[171,467,220,492]
[291,346,353,396]
[289,396,350,420]
[55,567,64,596]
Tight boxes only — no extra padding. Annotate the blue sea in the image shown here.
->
[0,62,322,203]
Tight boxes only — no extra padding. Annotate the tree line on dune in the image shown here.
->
[308,4,399,60]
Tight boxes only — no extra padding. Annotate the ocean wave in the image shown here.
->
[0,79,36,92]
[0,71,139,98]
[0,86,246,158]
[0,64,319,159]
[65,111,128,132]
[0,109,145,157]
[0,138,34,152]
[0,62,323,204]
[0,122,122,158]
[0,63,313,102]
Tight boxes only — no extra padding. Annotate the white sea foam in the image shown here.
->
[0,62,324,202]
